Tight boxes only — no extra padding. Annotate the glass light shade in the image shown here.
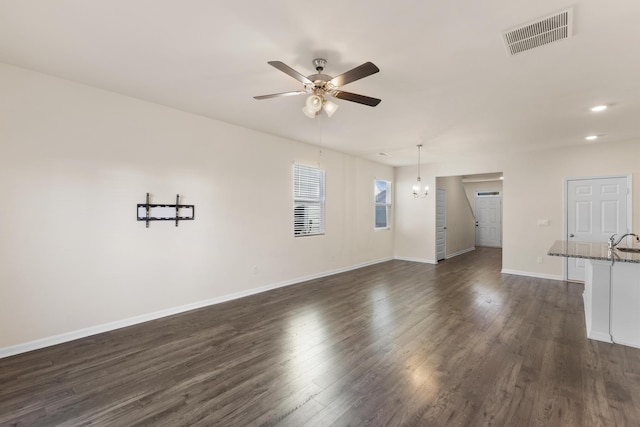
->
[413,178,428,198]
[306,95,323,113]
[302,106,316,118]
[323,99,339,117]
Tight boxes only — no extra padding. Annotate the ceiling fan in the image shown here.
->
[254,58,381,118]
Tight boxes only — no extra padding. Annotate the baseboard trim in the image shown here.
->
[394,256,437,265]
[0,257,394,359]
[445,247,475,259]
[611,338,640,349]
[500,269,564,281]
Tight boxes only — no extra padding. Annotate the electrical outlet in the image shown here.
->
[536,256,543,264]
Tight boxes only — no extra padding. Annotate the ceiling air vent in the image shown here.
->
[503,8,573,56]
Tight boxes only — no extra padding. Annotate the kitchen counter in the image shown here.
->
[547,240,640,349]
[547,240,640,263]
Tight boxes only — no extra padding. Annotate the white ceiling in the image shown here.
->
[1,1,639,166]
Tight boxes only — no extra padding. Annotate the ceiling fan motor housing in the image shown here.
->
[308,58,332,94]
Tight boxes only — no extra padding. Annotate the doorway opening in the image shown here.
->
[435,173,503,260]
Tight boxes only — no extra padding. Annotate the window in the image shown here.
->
[476,191,501,197]
[375,180,391,229]
[294,164,325,236]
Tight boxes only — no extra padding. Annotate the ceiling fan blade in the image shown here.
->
[329,62,380,87]
[254,91,306,100]
[331,90,381,107]
[268,61,313,85]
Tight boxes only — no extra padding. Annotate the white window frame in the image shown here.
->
[293,164,325,237]
[374,179,392,230]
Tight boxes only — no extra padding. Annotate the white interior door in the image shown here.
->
[436,188,446,261]
[566,176,629,282]
[475,193,502,247]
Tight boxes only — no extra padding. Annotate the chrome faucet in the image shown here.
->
[608,233,640,249]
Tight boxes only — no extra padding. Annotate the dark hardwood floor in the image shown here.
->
[2,247,640,426]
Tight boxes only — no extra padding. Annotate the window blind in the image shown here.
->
[294,164,325,236]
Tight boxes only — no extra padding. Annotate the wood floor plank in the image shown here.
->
[2,247,640,426]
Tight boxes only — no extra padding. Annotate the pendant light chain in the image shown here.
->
[317,113,323,168]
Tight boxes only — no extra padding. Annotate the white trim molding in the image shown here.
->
[0,257,393,359]
[394,256,437,265]
[445,247,475,259]
[501,269,564,281]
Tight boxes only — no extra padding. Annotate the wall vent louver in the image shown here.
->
[503,8,573,56]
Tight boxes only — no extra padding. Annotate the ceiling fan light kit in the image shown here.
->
[302,94,323,117]
[323,99,339,117]
[302,106,316,118]
[302,94,340,118]
[255,58,381,118]
[305,94,322,112]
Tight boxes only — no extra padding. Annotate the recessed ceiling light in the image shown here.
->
[585,135,598,141]
[590,105,608,112]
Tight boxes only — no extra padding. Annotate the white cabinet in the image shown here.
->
[611,262,640,347]
[584,260,613,343]
[584,259,640,348]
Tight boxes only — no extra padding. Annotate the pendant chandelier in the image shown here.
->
[412,144,429,198]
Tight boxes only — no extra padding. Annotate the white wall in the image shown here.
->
[395,141,640,279]
[393,167,437,263]
[436,176,475,257]
[0,63,394,352]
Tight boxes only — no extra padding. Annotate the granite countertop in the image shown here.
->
[548,240,640,264]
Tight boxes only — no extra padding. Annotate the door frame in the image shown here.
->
[563,175,632,281]
[436,187,447,261]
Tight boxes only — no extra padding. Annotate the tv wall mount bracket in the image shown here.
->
[137,193,195,228]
